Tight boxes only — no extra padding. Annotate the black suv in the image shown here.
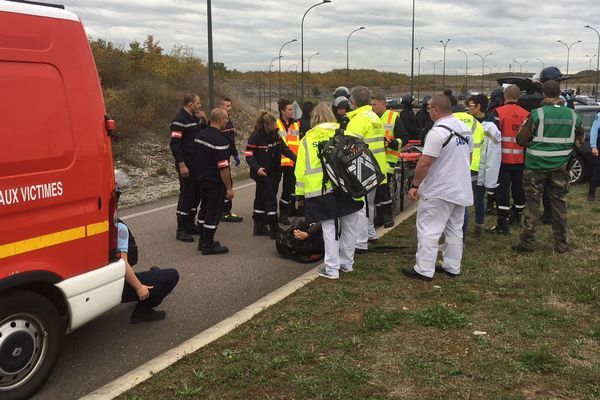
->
[497,77,599,184]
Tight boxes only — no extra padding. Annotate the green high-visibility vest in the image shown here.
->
[454,111,483,172]
[295,123,338,199]
[525,105,581,170]
[346,105,388,181]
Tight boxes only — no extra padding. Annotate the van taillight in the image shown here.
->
[105,115,116,135]
[108,190,119,262]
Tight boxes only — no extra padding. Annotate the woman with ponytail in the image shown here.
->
[244,110,297,238]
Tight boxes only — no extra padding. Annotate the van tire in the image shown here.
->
[0,290,64,400]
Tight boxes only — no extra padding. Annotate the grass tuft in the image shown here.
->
[517,345,563,373]
[408,303,468,330]
[361,307,403,332]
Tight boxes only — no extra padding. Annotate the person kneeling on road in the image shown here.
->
[194,108,235,255]
[295,103,363,280]
[117,222,179,323]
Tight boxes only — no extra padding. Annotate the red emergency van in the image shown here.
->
[0,1,125,399]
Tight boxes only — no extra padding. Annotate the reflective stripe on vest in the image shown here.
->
[525,105,577,170]
[278,119,300,167]
[497,103,528,164]
[382,110,401,163]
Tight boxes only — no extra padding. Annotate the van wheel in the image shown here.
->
[568,155,585,184]
[0,291,64,400]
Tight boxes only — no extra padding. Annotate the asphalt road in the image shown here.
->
[33,179,321,400]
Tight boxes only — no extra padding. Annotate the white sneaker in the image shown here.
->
[317,266,339,280]
[340,265,354,273]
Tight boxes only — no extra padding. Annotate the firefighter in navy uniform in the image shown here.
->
[169,93,206,243]
[219,97,244,223]
[245,111,297,238]
[276,98,301,225]
[194,108,235,255]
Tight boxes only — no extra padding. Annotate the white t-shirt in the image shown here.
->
[419,115,474,206]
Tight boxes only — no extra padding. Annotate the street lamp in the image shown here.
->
[536,57,545,69]
[278,39,297,98]
[557,39,582,90]
[206,0,215,109]
[513,59,528,73]
[294,60,305,100]
[346,26,365,87]
[474,52,492,93]
[268,56,282,112]
[457,49,468,92]
[416,46,424,101]
[585,25,600,102]
[307,52,319,97]
[440,39,450,90]
[427,59,442,93]
[301,0,331,101]
[585,54,597,71]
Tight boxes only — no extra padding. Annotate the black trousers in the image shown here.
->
[253,174,279,223]
[590,155,600,188]
[198,180,226,241]
[122,268,179,309]
[278,166,296,211]
[496,163,525,216]
[176,163,200,218]
[375,180,392,207]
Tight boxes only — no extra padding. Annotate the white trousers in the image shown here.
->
[356,190,377,249]
[414,197,465,278]
[322,211,360,277]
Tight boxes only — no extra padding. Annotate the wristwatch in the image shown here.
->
[410,183,419,189]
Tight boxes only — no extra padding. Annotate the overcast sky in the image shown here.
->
[66,0,600,76]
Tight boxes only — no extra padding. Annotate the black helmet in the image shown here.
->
[333,86,350,99]
[488,88,504,110]
[421,95,432,107]
[401,95,414,104]
[538,66,564,83]
[333,96,350,109]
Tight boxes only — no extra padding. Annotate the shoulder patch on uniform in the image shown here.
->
[119,228,128,240]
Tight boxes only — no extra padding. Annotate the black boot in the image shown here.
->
[200,229,228,255]
[269,217,284,240]
[253,214,270,236]
[278,207,290,225]
[374,206,384,228]
[176,214,194,242]
[383,204,394,228]
[509,206,523,227]
[588,186,596,202]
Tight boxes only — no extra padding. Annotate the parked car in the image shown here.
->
[571,105,600,184]
[386,98,402,110]
[496,77,598,183]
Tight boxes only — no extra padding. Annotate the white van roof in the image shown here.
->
[0,1,78,22]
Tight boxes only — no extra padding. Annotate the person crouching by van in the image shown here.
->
[245,111,297,239]
[194,108,235,255]
[295,103,364,280]
[117,221,179,323]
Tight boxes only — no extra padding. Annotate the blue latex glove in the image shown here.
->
[234,155,241,167]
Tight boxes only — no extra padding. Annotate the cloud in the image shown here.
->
[65,0,600,75]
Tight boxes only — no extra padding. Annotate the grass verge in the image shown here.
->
[119,185,600,400]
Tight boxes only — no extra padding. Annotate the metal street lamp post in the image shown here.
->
[513,59,528,73]
[474,52,492,93]
[410,0,415,99]
[557,39,582,90]
[278,39,297,98]
[346,26,365,87]
[457,49,468,92]
[585,54,597,71]
[585,25,600,102]
[440,39,450,90]
[294,60,305,100]
[307,52,319,97]
[206,0,215,110]
[536,57,544,69]
[301,0,331,102]
[416,46,424,101]
[268,56,282,112]
[427,59,442,93]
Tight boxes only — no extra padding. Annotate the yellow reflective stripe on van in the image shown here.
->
[0,220,109,260]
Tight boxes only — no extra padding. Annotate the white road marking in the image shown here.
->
[79,203,417,400]
[121,181,256,220]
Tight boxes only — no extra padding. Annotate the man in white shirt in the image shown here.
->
[403,94,474,281]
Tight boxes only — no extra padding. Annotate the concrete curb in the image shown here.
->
[79,203,417,400]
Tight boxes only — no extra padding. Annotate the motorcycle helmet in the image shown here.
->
[536,66,565,83]
[333,86,350,99]
[333,96,350,109]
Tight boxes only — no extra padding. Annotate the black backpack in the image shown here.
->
[318,119,384,198]
[117,219,138,266]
